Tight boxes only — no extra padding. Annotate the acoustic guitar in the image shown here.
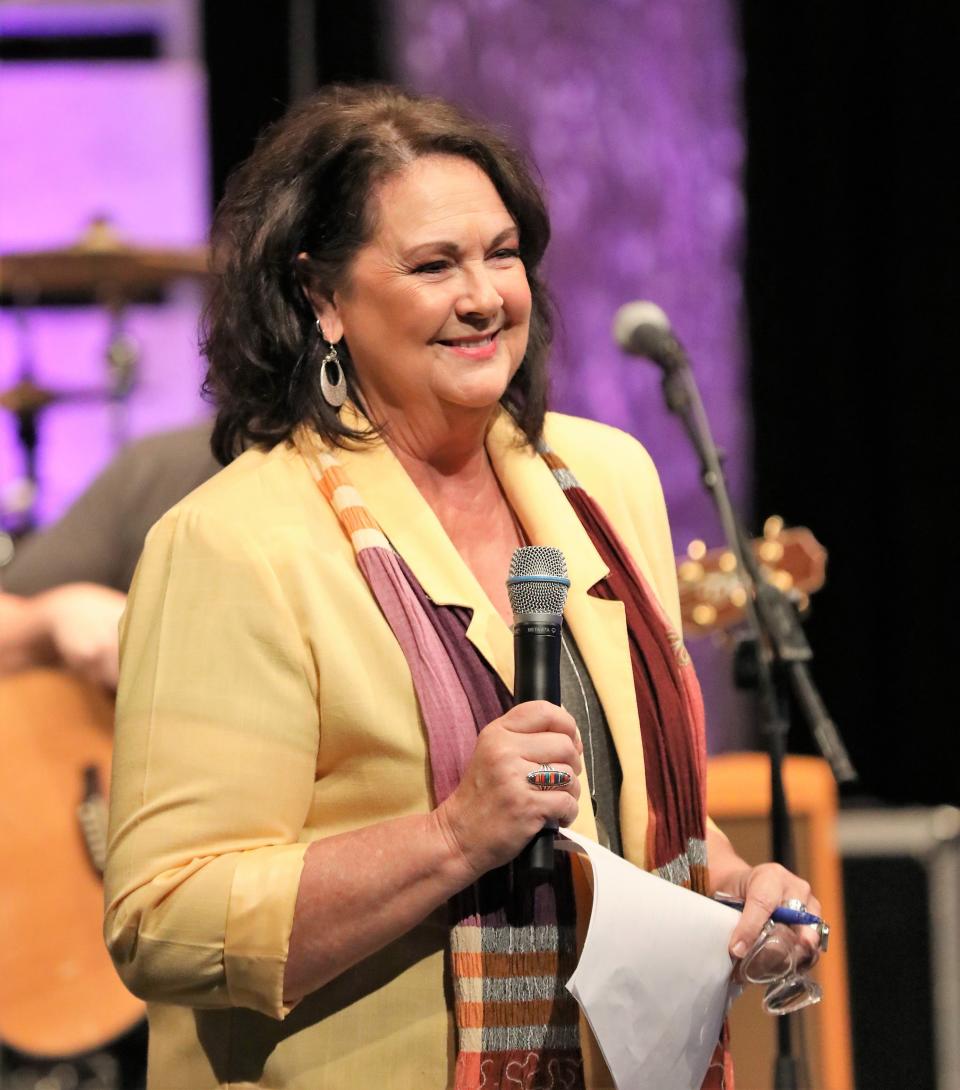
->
[0,517,822,1057]
[677,517,826,636]
[0,669,144,1058]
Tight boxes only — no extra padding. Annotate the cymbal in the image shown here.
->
[0,218,209,300]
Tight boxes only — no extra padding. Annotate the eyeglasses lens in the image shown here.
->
[763,975,823,1015]
[741,922,822,1015]
[742,928,793,984]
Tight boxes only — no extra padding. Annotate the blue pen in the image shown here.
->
[713,892,822,928]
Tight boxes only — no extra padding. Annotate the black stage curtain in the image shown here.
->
[203,1,390,207]
[740,1,959,805]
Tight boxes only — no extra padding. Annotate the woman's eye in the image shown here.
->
[491,248,521,261]
[414,260,451,275]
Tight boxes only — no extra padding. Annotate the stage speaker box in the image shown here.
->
[707,753,854,1090]
[837,806,960,1090]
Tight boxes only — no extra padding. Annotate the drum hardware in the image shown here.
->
[0,372,114,539]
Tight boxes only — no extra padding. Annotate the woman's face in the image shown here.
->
[316,154,532,430]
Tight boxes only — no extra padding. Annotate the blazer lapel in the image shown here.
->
[336,407,512,686]
[335,406,648,857]
[488,413,649,857]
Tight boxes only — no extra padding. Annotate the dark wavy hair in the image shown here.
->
[200,83,554,464]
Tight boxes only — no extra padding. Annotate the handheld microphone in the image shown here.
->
[506,545,570,878]
[611,299,690,372]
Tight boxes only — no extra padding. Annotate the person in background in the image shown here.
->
[0,422,218,1090]
[103,85,822,1090]
[0,423,217,688]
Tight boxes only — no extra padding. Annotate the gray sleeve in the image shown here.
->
[2,451,138,594]
[1,424,219,595]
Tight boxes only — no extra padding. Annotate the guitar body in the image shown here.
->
[0,668,144,1057]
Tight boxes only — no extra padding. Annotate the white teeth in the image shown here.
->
[447,335,492,347]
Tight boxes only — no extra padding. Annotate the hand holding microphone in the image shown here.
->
[432,546,580,885]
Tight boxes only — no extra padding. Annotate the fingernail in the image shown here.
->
[575,728,583,751]
[731,941,747,958]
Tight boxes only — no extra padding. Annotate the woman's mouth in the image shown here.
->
[436,331,500,360]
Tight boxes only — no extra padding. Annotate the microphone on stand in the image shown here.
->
[506,545,570,879]
[611,300,690,372]
[612,300,704,421]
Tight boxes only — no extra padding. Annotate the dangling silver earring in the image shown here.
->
[316,318,347,409]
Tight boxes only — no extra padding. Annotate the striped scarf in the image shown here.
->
[297,427,728,1090]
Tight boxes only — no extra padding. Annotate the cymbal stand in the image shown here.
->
[3,304,42,536]
[103,294,138,451]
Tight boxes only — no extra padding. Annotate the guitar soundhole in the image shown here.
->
[0,1021,147,1089]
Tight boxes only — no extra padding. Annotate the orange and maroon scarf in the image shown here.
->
[298,428,730,1090]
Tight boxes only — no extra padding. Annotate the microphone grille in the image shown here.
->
[507,545,570,615]
[612,299,675,360]
[612,299,671,341]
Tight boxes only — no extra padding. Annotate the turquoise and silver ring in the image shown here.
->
[527,764,572,791]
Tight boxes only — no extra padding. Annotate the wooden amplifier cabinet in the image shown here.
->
[707,753,854,1090]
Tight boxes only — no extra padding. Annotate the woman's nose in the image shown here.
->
[456,264,504,318]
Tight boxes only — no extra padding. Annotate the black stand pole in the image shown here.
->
[657,356,857,1090]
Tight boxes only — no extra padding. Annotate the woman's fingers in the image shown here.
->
[499,701,582,772]
[435,703,583,878]
[500,701,582,748]
[515,735,582,775]
[728,864,817,959]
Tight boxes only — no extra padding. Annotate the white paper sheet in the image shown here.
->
[559,829,741,1090]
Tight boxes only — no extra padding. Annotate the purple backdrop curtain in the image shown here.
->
[394,0,751,749]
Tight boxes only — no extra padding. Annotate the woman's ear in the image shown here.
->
[296,252,344,343]
[313,296,344,345]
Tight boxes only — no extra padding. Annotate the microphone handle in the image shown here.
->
[513,618,562,879]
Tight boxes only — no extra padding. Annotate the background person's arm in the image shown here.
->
[0,585,126,687]
[2,425,218,598]
[0,425,217,688]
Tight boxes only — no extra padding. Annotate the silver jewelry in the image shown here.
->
[527,764,571,791]
[316,318,347,409]
[783,898,807,913]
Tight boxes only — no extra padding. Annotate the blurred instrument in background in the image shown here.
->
[0,217,209,536]
[679,516,827,637]
[0,669,144,1064]
[0,216,208,301]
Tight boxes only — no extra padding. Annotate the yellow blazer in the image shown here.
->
[104,406,686,1089]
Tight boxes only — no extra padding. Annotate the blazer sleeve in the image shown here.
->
[103,503,319,1020]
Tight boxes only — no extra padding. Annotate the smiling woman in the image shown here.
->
[103,84,823,1090]
[307,155,533,451]
[200,84,553,465]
